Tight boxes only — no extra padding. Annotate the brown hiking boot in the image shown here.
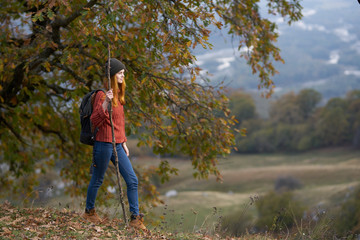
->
[81,208,102,224]
[129,213,147,230]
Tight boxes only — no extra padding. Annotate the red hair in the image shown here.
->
[106,75,126,106]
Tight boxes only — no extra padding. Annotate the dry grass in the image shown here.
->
[144,147,360,234]
[151,147,360,193]
[160,191,250,208]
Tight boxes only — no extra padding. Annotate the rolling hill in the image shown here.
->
[193,0,360,101]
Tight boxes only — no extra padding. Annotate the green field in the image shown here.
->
[139,147,360,232]
[2,146,359,238]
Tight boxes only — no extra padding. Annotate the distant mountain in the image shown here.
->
[193,0,360,100]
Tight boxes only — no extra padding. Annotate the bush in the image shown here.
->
[300,207,335,240]
[334,186,360,237]
[220,209,254,237]
[297,135,314,151]
[251,128,277,152]
[274,176,302,192]
[273,124,298,151]
[255,191,305,233]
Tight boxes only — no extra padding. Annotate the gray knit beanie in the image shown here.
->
[105,58,126,78]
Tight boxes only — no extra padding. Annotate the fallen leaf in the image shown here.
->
[94,226,103,233]
[70,221,82,229]
[0,216,11,222]
[12,216,25,225]
[39,224,52,228]
[2,227,11,234]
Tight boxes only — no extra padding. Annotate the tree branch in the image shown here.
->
[0,115,27,145]
[51,0,98,28]
[52,62,87,84]
[34,123,67,143]
[1,0,99,108]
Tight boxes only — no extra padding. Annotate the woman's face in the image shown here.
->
[115,69,125,84]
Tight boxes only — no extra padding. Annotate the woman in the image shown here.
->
[82,58,146,230]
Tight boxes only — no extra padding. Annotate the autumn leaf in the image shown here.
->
[0,0,302,204]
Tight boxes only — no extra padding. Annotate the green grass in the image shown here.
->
[0,201,276,239]
[2,147,359,239]
[153,147,360,193]
[141,147,360,233]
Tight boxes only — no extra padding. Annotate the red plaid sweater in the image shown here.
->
[90,91,127,143]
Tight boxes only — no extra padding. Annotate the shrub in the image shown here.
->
[251,128,277,152]
[297,135,314,151]
[274,176,302,192]
[220,209,254,237]
[255,191,305,233]
[273,124,298,151]
[299,207,335,240]
[334,186,360,237]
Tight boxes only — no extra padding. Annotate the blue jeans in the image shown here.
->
[86,141,139,215]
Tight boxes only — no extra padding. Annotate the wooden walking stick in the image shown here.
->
[107,45,128,225]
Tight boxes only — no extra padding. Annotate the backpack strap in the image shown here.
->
[91,89,106,106]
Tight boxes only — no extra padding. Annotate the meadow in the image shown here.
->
[141,147,360,234]
[1,146,359,239]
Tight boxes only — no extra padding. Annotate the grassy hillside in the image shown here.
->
[0,202,273,239]
[1,147,359,239]
[150,147,360,194]
[143,147,360,233]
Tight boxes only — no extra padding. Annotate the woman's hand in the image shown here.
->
[122,142,129,156]
[102,89,113,111]
[105,89,113,103]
